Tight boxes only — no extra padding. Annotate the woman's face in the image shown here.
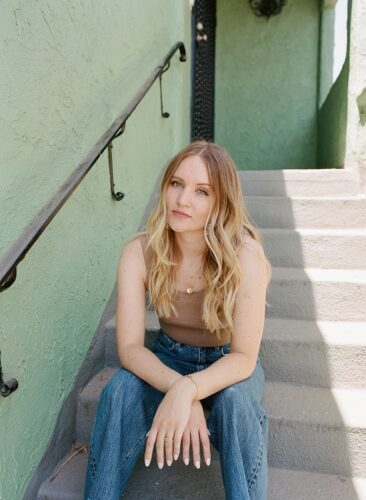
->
[165,155,213,235]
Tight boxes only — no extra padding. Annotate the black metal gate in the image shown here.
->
[191,0,216,141]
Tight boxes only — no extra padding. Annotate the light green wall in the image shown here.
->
[215,0,320,170]
[0,2,191,499]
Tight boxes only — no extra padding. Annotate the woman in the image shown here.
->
[84,140,272,500]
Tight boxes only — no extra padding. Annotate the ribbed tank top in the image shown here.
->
[138,234,231,347]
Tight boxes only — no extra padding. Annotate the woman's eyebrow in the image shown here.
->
[172,176,211,186]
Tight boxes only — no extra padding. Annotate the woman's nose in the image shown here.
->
[177,188,191,206]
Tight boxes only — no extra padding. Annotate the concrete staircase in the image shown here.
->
[37,167,366,499]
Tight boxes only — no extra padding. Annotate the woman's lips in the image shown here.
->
[172,210,191,218]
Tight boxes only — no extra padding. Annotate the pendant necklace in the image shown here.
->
[181,262,204,294]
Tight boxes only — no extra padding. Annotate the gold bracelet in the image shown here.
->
[186,374,199,401]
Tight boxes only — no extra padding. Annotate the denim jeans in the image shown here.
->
[84,329,268,500]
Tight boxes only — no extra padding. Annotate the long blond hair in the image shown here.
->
[132,140,272,337]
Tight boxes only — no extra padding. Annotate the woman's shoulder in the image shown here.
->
[236,231,271,287]
[237,232,266,263]
[242,232,263,251]
[124,231,148,253]
[122,231,151,290]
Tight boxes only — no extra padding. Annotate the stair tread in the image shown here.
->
[81,365,366,431]
[238,168,360,180]
[245,194,366,200]
[107,311,366,347]
[38,448,366,500]
[38,447,225,500]
[261,227,366,236]
[262,317,366,345]
[263,381,366,429]
[80,367,118,401]
[271,266,366,282]
[107,313,366,347]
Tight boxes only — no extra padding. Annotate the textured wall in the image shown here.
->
[346,0,366,190]
[215,0,319,170]
[0,2,191,499]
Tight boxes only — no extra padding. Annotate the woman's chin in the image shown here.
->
[167,223,205,235]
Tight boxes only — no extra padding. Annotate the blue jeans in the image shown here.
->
[84,330,268,500]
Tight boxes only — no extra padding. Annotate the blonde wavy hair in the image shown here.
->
[131,140,272,337]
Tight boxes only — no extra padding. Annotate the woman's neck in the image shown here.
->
[173,232,207,263]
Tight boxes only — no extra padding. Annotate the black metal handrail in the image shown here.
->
[0,41,186,396]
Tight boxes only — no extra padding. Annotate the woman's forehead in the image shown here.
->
[173,156,210,184]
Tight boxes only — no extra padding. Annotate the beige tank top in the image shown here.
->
[138,235,231,347]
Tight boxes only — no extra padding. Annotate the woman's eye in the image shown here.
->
[198,189,209,195]
[171,180,181,187]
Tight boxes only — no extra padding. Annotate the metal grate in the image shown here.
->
[191,0,216,141]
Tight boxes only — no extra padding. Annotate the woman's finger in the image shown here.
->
[144,428,157,467]
[155,428,166,469]
[164,431,174,466]
[173,426,184,462]
[191,428,201,469]
[199,426,211,466]
[182,428,191,465]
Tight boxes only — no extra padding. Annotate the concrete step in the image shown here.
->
[245,195,366,228]
[76,367,118,445]
[264,381,366,477]
[261,228,366,269]
[38,445,225,499]
[260,318,366,389]
[76,368,366,477]
[37,445,366,499]
[268,467,366,500]
[267,267,366,321]
[105,314,366,389]
[239,168,361,197]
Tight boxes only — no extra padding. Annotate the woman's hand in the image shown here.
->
[144,376,196,468]
[182,400,211,469]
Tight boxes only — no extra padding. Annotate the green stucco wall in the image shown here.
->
[215,0,320,170]
[0,2,191,499]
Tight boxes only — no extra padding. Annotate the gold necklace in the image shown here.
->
[180,262,204,294]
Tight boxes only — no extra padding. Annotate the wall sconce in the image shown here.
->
[249,0,287,18]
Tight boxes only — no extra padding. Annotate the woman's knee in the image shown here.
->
[211,376,266,422]
[214,383,250,412]
[218,360,265,405]
[100,368,144,406]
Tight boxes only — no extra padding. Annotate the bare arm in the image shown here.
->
[115,238,194,396]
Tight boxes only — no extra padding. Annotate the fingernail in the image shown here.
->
[145,431,150,437]
[144,459,150,467]
[207,430,211,436]
[195,460,200,469]
[167,460,172,466]
[205,457,211,466]
[184,457,189,465]
[174,454,178,461]
[158,462,163,469]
